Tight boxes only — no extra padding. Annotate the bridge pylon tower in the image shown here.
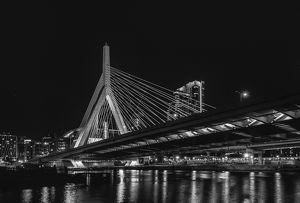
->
[74,44,128,148]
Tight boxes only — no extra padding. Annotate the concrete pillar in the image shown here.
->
[256,151,263,164]
[206,152,211,163]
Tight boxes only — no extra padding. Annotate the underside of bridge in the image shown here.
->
[78,117,300,160]
[31,90,300,163]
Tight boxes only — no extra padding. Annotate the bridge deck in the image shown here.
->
[30,91,300,162]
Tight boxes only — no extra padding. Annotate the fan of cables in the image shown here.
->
[88,66,215,140]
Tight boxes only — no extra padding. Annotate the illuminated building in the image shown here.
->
[0,133,18,162]
[167,80,204,120]
[55,137,66,152]
[42,136,55,153]
[40,135,67,153]
[34,141,51,157]
[20,139,35,161]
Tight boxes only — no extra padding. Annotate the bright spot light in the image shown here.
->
[236,90,249,102]
[244,153,249,158]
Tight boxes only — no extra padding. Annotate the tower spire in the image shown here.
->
[103,44,110,71]
[103,43,111,90]
[74,44,127,148]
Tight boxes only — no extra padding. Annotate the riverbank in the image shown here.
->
[70,163,300,172]
[121,164,277,171]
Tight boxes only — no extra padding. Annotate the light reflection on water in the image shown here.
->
[249,172,255,202]
[22,189,32,203]
[162,170,167,202]
[1,170,300,203]
[117,169,125,202]
[275,172,282,203]
[64,184,77,203]
[40,187,49,203]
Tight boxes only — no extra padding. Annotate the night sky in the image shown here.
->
[2,1,300,140]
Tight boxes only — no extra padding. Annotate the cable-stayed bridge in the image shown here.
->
[30,44,300,163]
[73,44,214,148]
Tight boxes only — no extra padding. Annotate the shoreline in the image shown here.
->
[70,164,300,172]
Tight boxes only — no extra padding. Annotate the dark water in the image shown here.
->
[1,170,300,203]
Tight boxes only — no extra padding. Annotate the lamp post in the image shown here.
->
[236,91,249,102]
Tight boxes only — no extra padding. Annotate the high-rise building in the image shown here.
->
[55,137,66,152]
[0,133,18,162]
[19,139,36,162]
[42,134,67,153]
[0,131,70,162]
[34,141,51,157]
[167,80,204,120]
[42,136,55,153]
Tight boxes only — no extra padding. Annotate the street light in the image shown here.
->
[236,91,249,102]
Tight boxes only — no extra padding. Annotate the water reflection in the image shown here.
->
[40,187,49,203]
[2,170,300,203]
[190,170,201,202]
[128,170,138,202]
[153,172,159,203]
[113,170,300,203]
[258,173,267,203]
[230,174,239,202]
[210,175,217,203]
[22,189,32,203]
[293,173,300,201]
[190,175,197,202]
[242,173,249,202]
[64,184,77,203]
[249,172,255,202]
[162,170,167,202]
[117,169,125,202]
[275,172,282,203]
[222,172,229,203]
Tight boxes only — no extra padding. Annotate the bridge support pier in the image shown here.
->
[206,151,211,157]
[245,149,264,164]
[256,151,263,165]
[139,157,150,165]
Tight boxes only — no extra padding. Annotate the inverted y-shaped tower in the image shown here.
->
[74,44,128,148]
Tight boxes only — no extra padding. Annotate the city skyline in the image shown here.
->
[2,2,300,140]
